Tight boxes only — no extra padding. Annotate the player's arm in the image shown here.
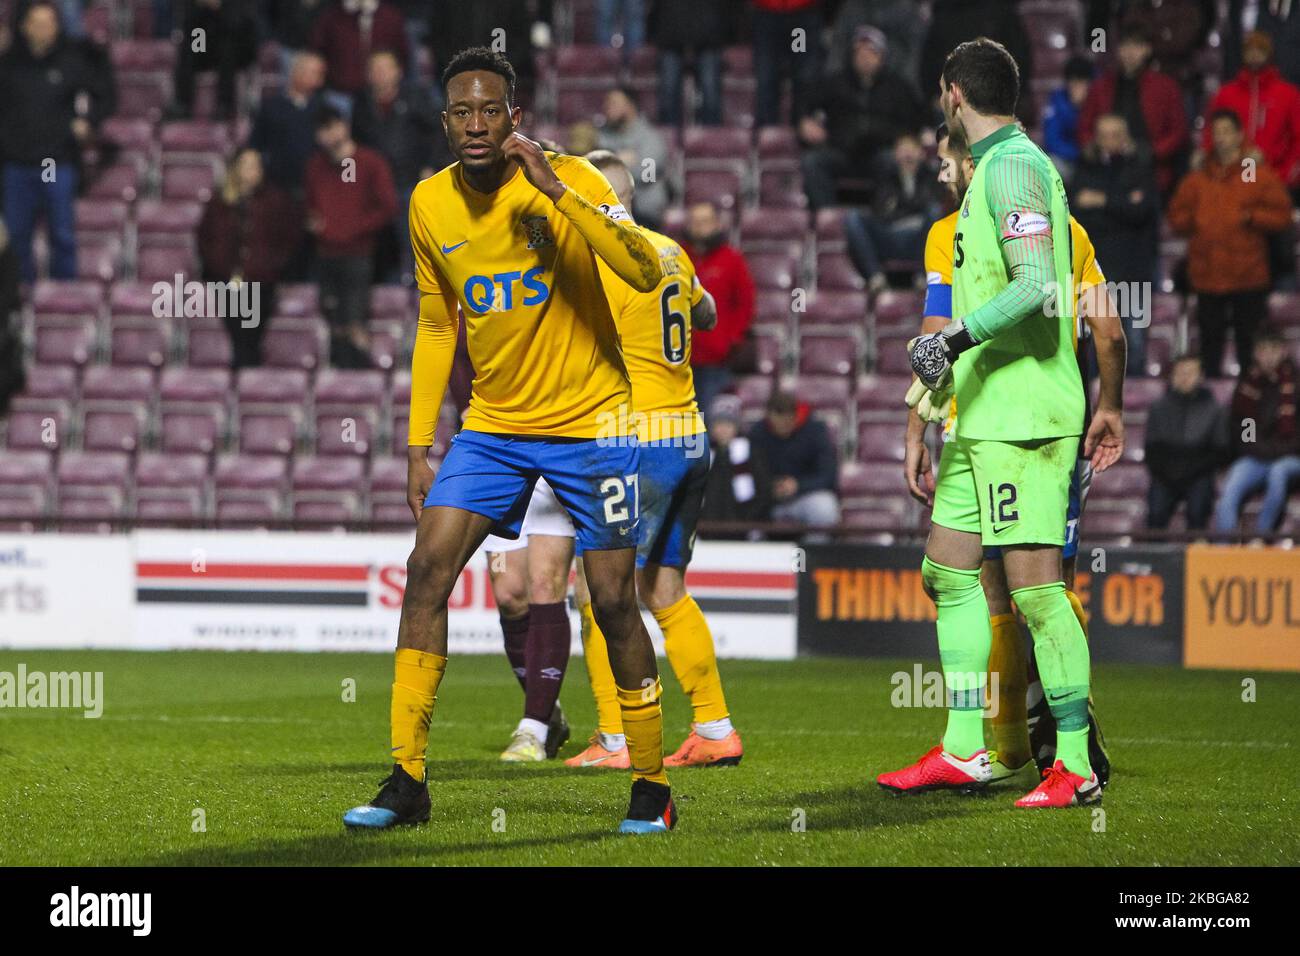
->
[905,223,955,502]
[504,134,661,292]
[689,273,717,331]
[1079,267,1126,472]
[407,290,460,515]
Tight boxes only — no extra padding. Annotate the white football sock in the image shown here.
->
[518,717,549,745]
[694,717,733,740]
[599,732,626,751]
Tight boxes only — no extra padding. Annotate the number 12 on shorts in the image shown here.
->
[600,474,640,525]
[988,481,1019,529]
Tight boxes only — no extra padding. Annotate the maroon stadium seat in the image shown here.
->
[758,166,806,209]
[684,168,744,210]
[293,455,366,492]
[805,289,867,326]
[261,318,327,371]
[1269,292,1300,325]
[110,316,171,368]
[856,374,912,413]
[160,405,226,455]
[33,279,105,317]
[137,245,198,282]
[83,365,155,404]
[34,319,97,367]
[275,284,321,319]
[746,251,799,291]
[215,453,288,491]
[238,411,301,456]
[237,367,309,405]
[184,324,233,368]
[0,449,55,489]
[110,38,177,72]
[756,125,798,162]
[873,334,914,375]
[873,289,925,331]
[85,161,144,202]
[857,421,907,463]
[159,120,232,157]
[82,409,146,453]
[115,73,170,120]
[19,365,79,402]
[682,126,751,165]
[815,252,866,292]
[314,411,375,457]
[76,198,131,240]
[160,366,230,404]
[75,236,124,284]
[798,328,861,377]
[160,161,218,203]
[136,199,204,241]
[785,374,851,410]
[4,405,69,450]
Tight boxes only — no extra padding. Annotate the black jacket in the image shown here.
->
[701,434,773,527]
[0,33,115,165]
[250,90,325,193]
[1070,150,1160,283]
[649,0,732,49]
[1144,385,1228,487]
[353,82,449,188]
[921,0,1034,124]
[807,65,924,162]
[748,416,839,496]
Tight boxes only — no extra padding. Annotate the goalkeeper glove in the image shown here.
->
[907,319,978,391]
[905,376,952,424]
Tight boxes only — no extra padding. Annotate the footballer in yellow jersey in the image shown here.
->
[344,48,676,836]
[905,121,1126,789]
[562,151,744,771]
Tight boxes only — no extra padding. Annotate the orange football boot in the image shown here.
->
[664,728,744,767]
[563,734,631,769]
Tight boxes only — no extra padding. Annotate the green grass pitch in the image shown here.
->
[1,649,1296,866]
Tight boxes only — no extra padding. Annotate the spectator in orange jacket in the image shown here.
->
[1077,27,1188,197]
[1168,109,1294,377]
[682,200,756,424]
[1200,31,1300,194]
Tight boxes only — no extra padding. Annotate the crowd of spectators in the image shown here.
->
[4,0,1300,535]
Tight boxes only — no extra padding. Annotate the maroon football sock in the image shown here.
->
[524,602,571,722]
[501,611,529,691]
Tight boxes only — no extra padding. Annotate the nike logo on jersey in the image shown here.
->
[441,240,468,254]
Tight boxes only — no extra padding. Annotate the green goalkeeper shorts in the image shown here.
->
[931,435,1077,548]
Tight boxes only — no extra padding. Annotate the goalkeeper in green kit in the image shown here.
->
[877,38,1120,808]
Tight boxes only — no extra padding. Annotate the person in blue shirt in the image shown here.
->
[1042,55,1095,183]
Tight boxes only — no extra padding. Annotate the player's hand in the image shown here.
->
[904,376,951,424]
[1084,407,1124,473]
[503,132,566,203]
[904,439,935,506]
[406,446,436,519]
[908,319,975,391]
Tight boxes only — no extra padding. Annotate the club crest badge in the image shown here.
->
[522,215,555,249]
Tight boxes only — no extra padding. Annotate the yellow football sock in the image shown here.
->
[616,678,668,785]
[578,600,624,735]
[1066,589,1089,639]
[656,593,729,724]
[390,648,446,782]
[987,612,1030,767]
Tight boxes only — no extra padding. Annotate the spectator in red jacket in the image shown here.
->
[1078,27,1188,197]
[682,200,756,424]
[305,107,398,367]
[198,147,303,368]
[310,0,407,100]
[1168,109,1294,376]
[1200,31,1300,194]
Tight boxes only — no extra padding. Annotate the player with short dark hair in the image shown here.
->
[909,122,1123,789]
[882,37,1122,808]
[343,47,677,835]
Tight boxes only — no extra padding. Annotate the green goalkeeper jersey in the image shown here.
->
[951,124,1084,442]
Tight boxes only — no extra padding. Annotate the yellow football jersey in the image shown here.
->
[596,228,706,440]
[407,153,635,440]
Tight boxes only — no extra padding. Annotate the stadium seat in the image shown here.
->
[137,245,198,282]
[815,252,866,292]
[183,322,234,368]
[237,367,309,406]
[872,334,914,375]
[214,454,288,500]
[1269,292,1300,325]
[33,279,106,317]
[76,199,131,241]
[734,374,774,415]
[798,327,862,377]
[136,451,208,491]
[261,318,327,371]
[109,316,171,368]
[75,236,125,284]
[160,160,218,203]
[238,411,301,456]
[684,168,744,210]
[738,206,810,254]
[813,207,850,253]
[82,408,146,453]
[83,365,155,404]
[370,285,415,321]
[756,125,799,163]
[18,365,78,403]
[857,421,907,463]
[314,411,376,457]
[841,498,909,532]
[855,374,912,413]
[3,403,69,450]
[274,284,320,319]
[160,405,225,455]
[804,289,867,326]
[85,160,145,202]
[34,318,97,367]
[0,449,55,492]
[135,199,204,242]
[159,120,232,158]
[873,289,925,332]
[159,366,230,405]
[682,126,751,166]
[0,485,48,530]
[784,374,851,411]
[745,251,799,291]
[115,72,170,120]
[759,166,807,209]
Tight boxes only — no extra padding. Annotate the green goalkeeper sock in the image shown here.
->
[922,557,991,759]
[1012,581,1091,777]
